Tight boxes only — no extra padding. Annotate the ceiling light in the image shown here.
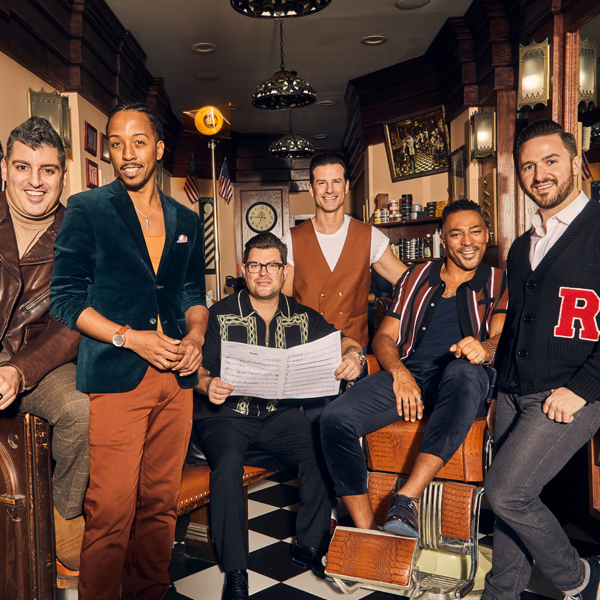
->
[269,111,314,158]
[191,42,218,54]
[317,100,336,106]
[360,35,388,46]
[194,72,221,81]
[253,19,317,109]
[314,133,329,140]
[231,0,332,18]
[394,0,431,9]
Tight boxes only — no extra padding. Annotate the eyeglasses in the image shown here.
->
[244,261,284,274]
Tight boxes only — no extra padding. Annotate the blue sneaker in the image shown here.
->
[565,556,600,599]
[382,493,419,538]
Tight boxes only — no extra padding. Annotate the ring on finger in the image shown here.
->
[416,397,423,402]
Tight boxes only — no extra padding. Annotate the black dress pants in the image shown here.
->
[196,407,332,572]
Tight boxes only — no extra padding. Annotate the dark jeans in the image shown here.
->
[196,407,332,572]
[482,390,600,599]
[320,359,489,497]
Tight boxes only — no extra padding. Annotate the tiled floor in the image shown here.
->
[164,468,600,600]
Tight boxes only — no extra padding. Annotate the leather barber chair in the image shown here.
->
[325,357,494,599]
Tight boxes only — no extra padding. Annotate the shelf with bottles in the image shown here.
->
[389,228,444,262]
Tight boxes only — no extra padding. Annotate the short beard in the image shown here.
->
[118,165,156,192]
[525,171,575,210]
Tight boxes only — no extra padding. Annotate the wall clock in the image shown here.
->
[246,202,278,233]
[234,182,290,265]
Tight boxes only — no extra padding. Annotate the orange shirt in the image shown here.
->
[144,234,165,333]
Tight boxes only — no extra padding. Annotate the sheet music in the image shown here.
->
[220,331,342,399]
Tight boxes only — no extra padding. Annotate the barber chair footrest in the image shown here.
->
[325,526,419,592]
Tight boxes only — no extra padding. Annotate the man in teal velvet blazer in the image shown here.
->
[50,102,208,600]
[50,176,206,393]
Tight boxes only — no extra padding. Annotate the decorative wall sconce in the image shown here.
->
[517,39,551,111]
[28,88,71,149]
[231,0,332,18]
[579,38,597,110]
[470,110,496,160]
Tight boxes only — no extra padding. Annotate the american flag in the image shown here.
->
[582,151,593,182]
[184,155,201,204]
[218,158,233,204]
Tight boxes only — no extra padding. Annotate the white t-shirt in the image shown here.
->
[281,215,389,271]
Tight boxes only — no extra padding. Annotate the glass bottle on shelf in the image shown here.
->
[423,234,433,259]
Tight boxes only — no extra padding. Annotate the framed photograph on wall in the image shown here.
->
[100,133,110,163]
[383,105,450,183]
[451,145,467,201]
[86,159,99,189]
[85,122,97,156]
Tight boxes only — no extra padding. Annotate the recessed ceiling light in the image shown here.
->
[192,42,218,54]
[317,100,336,106]
[314,133,329,140]
[394,0,431,9]
[194,72,221,81]
[360,35,388,46]
[230,104,242,111]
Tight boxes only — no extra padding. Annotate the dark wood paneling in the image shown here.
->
[496,89,518,268]
[561,0,600,33]
[0,0,184,169]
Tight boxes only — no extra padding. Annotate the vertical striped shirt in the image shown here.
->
[388,260,508,360]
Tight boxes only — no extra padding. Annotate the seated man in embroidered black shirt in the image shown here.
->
[320,200,508,538]
[194,232,363,600]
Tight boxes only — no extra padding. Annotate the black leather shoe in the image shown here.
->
[382,493,419,538]
[291,541,327,579]
[222,569,249,600]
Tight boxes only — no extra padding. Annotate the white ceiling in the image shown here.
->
[105,0,472,147]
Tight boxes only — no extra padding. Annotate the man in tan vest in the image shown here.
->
[281,154,407,351]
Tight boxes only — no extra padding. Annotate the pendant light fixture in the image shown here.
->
[269,110,314,158]
[252,19,317,109]
[231,0,332,19]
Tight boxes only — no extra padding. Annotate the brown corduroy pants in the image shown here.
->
[77,366,193,600]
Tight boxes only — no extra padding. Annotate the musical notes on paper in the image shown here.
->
[220,331,342,399]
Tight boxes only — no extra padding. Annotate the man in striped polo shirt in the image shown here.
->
[320,199,508,537]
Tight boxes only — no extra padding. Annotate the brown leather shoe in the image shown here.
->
[54,507,84,571]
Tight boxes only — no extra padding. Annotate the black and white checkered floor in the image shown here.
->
[165,468,600,600]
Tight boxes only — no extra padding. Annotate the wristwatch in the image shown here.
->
[346,349,367,372]
[112,325,131,348]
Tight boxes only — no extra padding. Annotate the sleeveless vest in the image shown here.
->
[291,218,372,347]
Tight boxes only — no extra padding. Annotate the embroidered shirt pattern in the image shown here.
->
[274,313,309,349]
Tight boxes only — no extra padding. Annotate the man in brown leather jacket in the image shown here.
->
[0,117,88,572]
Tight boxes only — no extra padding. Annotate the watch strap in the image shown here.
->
[116,325,130,336]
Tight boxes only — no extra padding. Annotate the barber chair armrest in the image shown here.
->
[365,355,381,376]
